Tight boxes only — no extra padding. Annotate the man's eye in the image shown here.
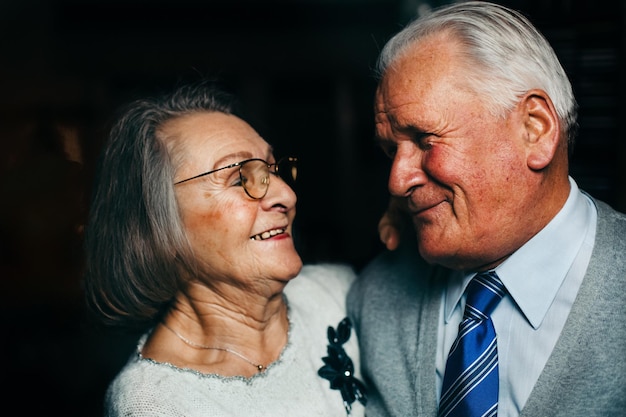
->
[414,133,434,150]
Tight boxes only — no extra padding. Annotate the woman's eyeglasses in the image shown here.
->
[174,157,298,200]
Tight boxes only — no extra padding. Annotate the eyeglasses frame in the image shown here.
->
[173,156,297,200]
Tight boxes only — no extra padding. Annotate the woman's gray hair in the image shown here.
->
[83,80,236,328]
[376,1,578,147]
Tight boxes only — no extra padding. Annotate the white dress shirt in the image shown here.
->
[436,177,597,417]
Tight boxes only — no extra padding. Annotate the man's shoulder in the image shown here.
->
[349,239,440,310]
[584,199,626,291]
[593,198,626,252]
[359,239,433,283]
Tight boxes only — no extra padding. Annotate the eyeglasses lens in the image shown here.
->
[240,160,269,199]
[240,158,298,199]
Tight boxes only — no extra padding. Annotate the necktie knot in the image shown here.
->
[464,271,506,321]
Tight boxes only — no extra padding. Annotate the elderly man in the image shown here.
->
[348,2,626,417]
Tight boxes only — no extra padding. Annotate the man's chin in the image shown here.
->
[417,243,466,270]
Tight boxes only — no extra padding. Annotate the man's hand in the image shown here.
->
[378,197,411,251]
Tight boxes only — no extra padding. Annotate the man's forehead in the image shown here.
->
[377,35,460,96]
[375,63,428,115]
[374,77,421,124]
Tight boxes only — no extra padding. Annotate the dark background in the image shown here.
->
[1,0,624,415]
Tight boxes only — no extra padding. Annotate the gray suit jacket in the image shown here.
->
[348,198,626,416]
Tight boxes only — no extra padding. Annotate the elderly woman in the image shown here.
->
[83,81,366,416]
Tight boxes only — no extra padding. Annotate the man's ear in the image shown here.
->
[520,89,560,170]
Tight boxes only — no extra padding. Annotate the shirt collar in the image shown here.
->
[444,177,591,329]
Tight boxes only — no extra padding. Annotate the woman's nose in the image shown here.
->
[262,174,297,209]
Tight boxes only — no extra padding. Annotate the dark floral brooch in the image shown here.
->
[318,317,367,414]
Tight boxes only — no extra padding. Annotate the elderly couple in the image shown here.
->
[84,2,625,416]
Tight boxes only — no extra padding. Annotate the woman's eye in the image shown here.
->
[230,174,244,187]
[218,170,243,187]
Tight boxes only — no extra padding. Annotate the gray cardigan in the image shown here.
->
[348,199,626,417]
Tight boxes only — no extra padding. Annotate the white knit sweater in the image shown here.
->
[105,263,366,417]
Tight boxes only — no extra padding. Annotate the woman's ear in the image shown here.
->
[520,89,560,170]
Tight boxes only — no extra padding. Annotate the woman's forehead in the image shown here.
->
[165,112,271,168]
[165,112,255,142]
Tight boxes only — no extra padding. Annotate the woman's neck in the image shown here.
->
[143,280,290,377]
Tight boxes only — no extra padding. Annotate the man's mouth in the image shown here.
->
[250,228,286,241]
[409,198,448,216]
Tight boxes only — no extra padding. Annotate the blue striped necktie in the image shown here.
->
[438,271,506,417]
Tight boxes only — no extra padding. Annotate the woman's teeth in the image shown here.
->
[250,228,285,241]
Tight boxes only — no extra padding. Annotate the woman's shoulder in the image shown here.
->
[284,262,356,327]
[105,352,230,416]
[298,262,357,287]
[286,262,356,300]
[105,355,173,415]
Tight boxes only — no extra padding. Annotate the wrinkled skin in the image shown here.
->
[374,33,570,271]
